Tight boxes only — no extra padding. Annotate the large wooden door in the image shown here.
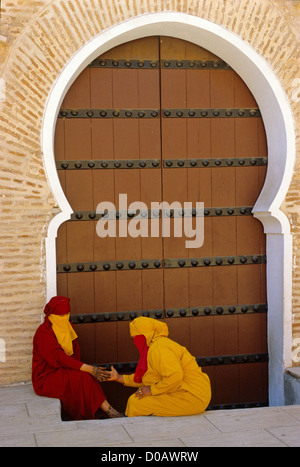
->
[55,37,268,413]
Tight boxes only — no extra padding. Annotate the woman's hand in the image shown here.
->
[80,364,124,383]
[89,365,124,384]
[103,365,124,383]
[91,366,109,382]
[79,364,109,381]
[135,386,151,399]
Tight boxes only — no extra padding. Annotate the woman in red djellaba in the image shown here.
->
[32,296,123,420]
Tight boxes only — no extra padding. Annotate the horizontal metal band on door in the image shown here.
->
[57,254,266,273]
[197,353,269,367]
[163,157,267,168]
[162,59,232,69]
[87,58,232,70]
[58,259,163,273]
[88,58,160,68]
[165,255,266,268]
[70,303,267,324]
[56,157,267,170]
[163,108,261,118]
[207,401,268,411]
[94,353,269,373]
[58,109,159,118]
[70,207,253,221]
[58,108,260,118]
[165,303,267,318]
[56,159,161,170]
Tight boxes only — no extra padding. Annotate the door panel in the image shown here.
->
[55,36,268,413]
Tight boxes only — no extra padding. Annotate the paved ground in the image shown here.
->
[0,382,300,448]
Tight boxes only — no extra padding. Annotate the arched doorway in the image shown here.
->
[54,36,268,412]
[42,13,295,408]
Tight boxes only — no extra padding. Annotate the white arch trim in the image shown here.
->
[41,12,295,406]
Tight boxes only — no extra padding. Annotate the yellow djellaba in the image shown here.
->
[123,317,211,417]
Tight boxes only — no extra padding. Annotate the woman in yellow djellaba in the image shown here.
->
[97,317,211,417]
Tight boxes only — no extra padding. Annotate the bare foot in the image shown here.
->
[106,406,125,418]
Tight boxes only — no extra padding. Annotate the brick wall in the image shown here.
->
[0,0,299,384]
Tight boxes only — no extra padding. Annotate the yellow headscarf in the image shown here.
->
[48,313,78,356]
[129,317,169,347]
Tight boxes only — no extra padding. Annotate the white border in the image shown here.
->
[41,12,295,406]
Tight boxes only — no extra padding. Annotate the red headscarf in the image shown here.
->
[44,296,70,319]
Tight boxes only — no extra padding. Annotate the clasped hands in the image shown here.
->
[91,365,118,382]
[91,365,151,398]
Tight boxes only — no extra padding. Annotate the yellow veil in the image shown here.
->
[48,313,77,356]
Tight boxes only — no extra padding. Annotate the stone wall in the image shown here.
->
[0,0,299,384]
